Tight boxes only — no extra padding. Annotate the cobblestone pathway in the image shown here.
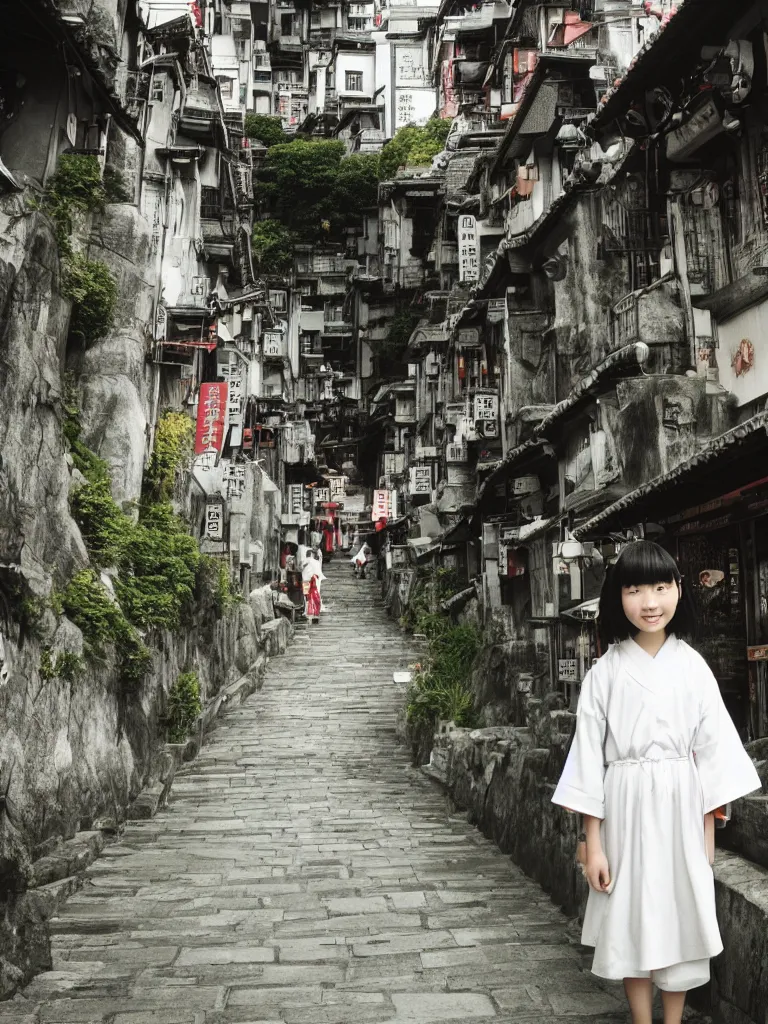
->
[6,563,644,1024]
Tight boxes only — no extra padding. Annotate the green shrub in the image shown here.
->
[60,570,151,685]
[116,508,201,630]
[197,556,238,613]
[40,648,84,682]
[252,218,297,276]
[145,411,194,500]
[42,154,106,250]
[379,118,452,180]
[166,671,202,742]
[63,252,117,345]
[406,676,475,728]
[71,474,131,567]
[405,621,481,730]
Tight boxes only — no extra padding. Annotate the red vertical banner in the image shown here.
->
[195,382,229,454]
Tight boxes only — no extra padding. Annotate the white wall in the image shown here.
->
[336,50,375,97]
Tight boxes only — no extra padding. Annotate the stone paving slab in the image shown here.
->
[10,561,704,1022]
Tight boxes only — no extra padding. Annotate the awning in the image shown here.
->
[592,0,754,134]
[515,515,560,545]
[477,437,555,501]
[535,342,649,437]
[574,411,768,539]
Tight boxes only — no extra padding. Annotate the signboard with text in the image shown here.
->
[409,465,432,495]
[458,215,478,283]
[195,383,228,454]
[205,501,224,540]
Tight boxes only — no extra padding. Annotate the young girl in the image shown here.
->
[553,540,760,1024]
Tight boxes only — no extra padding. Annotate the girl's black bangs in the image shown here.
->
[613,541,680,587]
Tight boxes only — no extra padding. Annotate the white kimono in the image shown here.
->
[552,636,760,981]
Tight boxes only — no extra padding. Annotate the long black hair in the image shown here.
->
[597,540,697,648]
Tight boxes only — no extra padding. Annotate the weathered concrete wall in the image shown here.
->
[412,703,768,1024]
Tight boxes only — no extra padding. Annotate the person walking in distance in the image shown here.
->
[552,541,760,1024]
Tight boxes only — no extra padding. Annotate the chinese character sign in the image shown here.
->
[288,484,304,518]
[458,215,478,283]
[222,364,243,428]
[195,383,229,454]
[473,393,498,422]
[329,476,347,499]
[223,463,246,499]
[263,331,283,357]
[205,502,224,540]
[373,489,390,521]
[409,466,431,495]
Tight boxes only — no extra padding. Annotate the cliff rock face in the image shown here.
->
[77,204,156,506]
[0,193,264,996]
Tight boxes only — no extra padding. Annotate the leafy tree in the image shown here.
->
[252,218,297,275]
[245,113,287,147]
[255,140,379,241]
[332,154,380,220]
[257,139,347,235]
[379,118,452,180]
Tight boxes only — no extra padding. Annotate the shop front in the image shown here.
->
[575,412,768,740]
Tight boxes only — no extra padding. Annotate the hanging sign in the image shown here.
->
[288,484,304,519]
[223,463,246,499]
[222,363,244,428]
[446,443,468,463]
[373,488,390,520]
[558,659,578,683]
[314,487,331,503]
[458,215,478,283]
[195,383,229,454]
[410,465,432,495]
[264,330,283,357]
[329,476,347,499]
[205,501,224,540]
[487,298,506,322]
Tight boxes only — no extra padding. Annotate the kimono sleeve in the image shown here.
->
[551,668,607,819]
[693,659,761,814]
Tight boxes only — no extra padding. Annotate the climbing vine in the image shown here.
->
[145,411,195,500]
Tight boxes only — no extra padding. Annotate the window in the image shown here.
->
[281,13,292,35]
[345,71,363,92]
[216,76,234,99]
[151,79,164,103]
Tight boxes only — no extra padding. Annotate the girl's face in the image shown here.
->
[621,579,680,636]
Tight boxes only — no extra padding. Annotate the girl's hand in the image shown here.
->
[704,812,715,866]
[586,849,612,893]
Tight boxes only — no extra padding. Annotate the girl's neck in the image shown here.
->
[632,628,669,658]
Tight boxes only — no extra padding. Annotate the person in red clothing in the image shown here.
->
[305,574,321,623]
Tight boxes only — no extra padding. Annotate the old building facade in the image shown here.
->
[358,0,768,749]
